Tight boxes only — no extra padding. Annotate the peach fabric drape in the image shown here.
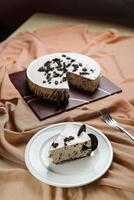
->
[0,24,134,200]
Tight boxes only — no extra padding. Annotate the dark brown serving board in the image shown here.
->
[9,71,122,120]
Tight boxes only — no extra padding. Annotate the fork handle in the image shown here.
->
[117,125,134,141]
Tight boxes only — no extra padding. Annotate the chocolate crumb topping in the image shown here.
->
[73,68,77,72]
[52,142,59,148]
[64,136,75,143]
[72,64,79,69]
[63,66,67,73]
[52,58,61,63]
[38,66,45,72]
[44,61,51,67]
[77,124,86,136]
[62,54,66,57]
[56,62,62,68]
[44,66,51,72]
[62,77,67,82]
[88,134,98,151]
[90,69,95,73]
[82,67,87,72]
[53,72,60,77]
[51,67,54,71]
[65,64,71,68]
[57,68,63,72]
[47,77,51,82]
[46,73,51,79]
[71,59,75,63]
[80,72,89,75]
[43,80,46,83]
[55,80,58,85]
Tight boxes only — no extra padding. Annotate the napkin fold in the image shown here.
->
[0,24,134,200]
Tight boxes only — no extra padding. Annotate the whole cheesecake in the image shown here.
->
[26,53,101,105]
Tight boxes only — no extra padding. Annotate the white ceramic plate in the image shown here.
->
[25,122,113,188]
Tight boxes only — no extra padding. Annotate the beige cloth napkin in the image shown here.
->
[0,24,134,200]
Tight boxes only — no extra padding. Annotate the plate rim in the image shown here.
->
[25,122,113,188]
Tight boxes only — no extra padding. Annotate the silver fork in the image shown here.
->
[100,108,134,141]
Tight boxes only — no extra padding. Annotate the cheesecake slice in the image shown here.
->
[26,53,101,106]
[49,124,98,164]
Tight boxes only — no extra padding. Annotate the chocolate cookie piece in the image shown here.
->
[52,58,61,63]
[73,68,77,72]
[71,59,75,63]
[90,69,95,73]
[44,61,51,67]
[52,142,59,148]
[88,134,98,151]
[82,67,87,72]
[53,72,60,78]
[62,54,66,57]
[72,64,79,70]
[80,72,89,75]
[64,136,75,143]
[44,67,51,73]
[65,63,71,68]
[77,124,86,136]
[55,80,58,85]
[62,77,67,82]
[46,73,51,82]
[38,66,45,72]
[63,66,67,73]
[57,68,63,72]
[66,57,71,60]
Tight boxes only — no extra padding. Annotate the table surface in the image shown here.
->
[11,13,134,37]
